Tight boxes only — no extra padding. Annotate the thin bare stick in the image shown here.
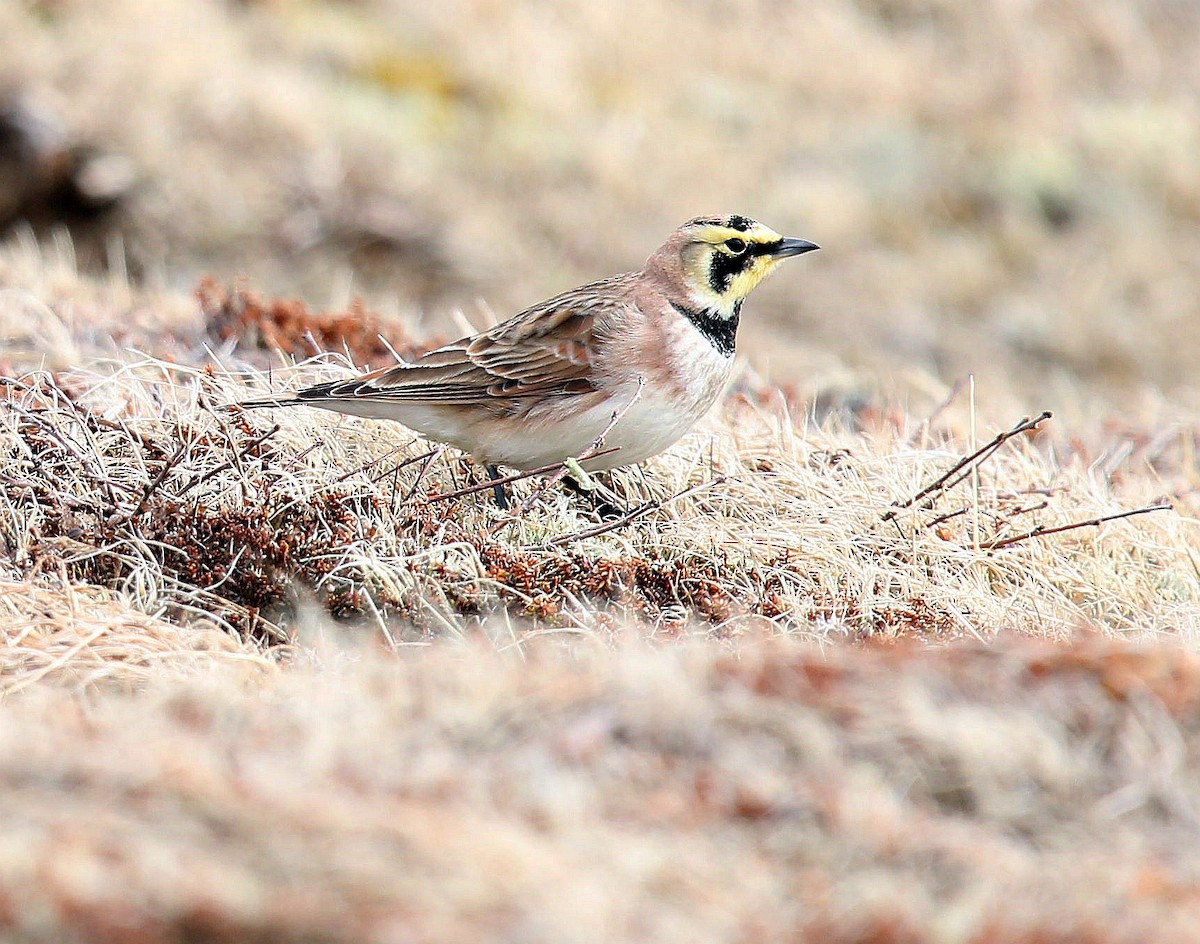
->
[388,456,407,518]
[539,501,656,547]
[925,507,979,529]
[368,447,439,484]
[540,475,727,549]
[983,503,1172,551]
[288,442,322,467]
[112,438,191,525]
[178,424,280,495]
[417,448,622,505]
[398,446,449,507]
[1006,500,1050,518]
[943,413,1055,498]
[330,444,405,483]
[883,410,1052,521]
[925,501,1043,531]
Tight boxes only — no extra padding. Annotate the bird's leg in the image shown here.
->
[486,464,510,510]
[563,474,625,521]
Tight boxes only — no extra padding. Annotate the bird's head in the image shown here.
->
[647,214,819,318]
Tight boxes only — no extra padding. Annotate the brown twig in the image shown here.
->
[983,502,1172,550]
[287,442,322,468]
[206,410,265,498]
[87,411,168,459]
[927,501,1045,530]
[328,444,406,484]
[111,438,191,525]
[883,410,1052,521]
[373,447,440,485]
[178,424,280,496]
[539,475,727,549]
[1005,500,1050,518]
[926,507,967,528]
[418,448,622,505]
[396,447,447,511]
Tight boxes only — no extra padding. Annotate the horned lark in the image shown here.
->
[237,215,817,506]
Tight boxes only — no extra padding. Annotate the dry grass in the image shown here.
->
[0,579,271,697]
[2,1,1200,940]
[0,326,1194,645]
[4,636,1200,942]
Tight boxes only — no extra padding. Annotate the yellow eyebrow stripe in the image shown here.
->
[693,223,785,246]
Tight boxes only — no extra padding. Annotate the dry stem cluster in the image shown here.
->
[0,331,1192,651]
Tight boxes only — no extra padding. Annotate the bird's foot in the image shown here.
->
[563,474,626,521]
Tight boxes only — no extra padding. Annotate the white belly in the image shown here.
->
[523,387,710,472]
[490,345,732,471]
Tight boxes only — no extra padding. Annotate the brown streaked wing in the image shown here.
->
[319,274,637,404]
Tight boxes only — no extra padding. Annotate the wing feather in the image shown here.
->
[307,274,636,405]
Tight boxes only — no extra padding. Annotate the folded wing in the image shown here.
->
[297,276,633,406]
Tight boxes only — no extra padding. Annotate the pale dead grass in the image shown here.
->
[0,579,273,696]
[0,327,1195,647]
[3,636,1200,942]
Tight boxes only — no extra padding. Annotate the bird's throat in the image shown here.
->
[670,299,742,357]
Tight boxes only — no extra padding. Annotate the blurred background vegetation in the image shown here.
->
[2,0,1199,420]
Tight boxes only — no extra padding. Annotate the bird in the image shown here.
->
[235,214,818,508]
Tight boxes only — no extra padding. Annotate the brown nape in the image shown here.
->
[640,226,704,298]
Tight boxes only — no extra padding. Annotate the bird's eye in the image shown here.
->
[724,238,747,254]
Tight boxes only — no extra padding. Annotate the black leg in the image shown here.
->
[486,464,510,510]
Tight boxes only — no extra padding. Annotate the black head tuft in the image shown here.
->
[685,214,755,232]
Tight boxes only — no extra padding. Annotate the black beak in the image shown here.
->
[769,237,820,258]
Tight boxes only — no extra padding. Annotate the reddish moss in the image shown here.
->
[198,277,445,369]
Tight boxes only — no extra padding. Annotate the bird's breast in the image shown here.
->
[616,306,734,412]
[570,308,733,469]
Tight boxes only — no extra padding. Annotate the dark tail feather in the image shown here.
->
[225,396,302,411]
[226,379,344,411]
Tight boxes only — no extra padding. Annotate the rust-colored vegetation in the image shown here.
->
[199,276,444,369]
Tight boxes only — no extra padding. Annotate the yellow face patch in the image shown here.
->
[681,219,790,310]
